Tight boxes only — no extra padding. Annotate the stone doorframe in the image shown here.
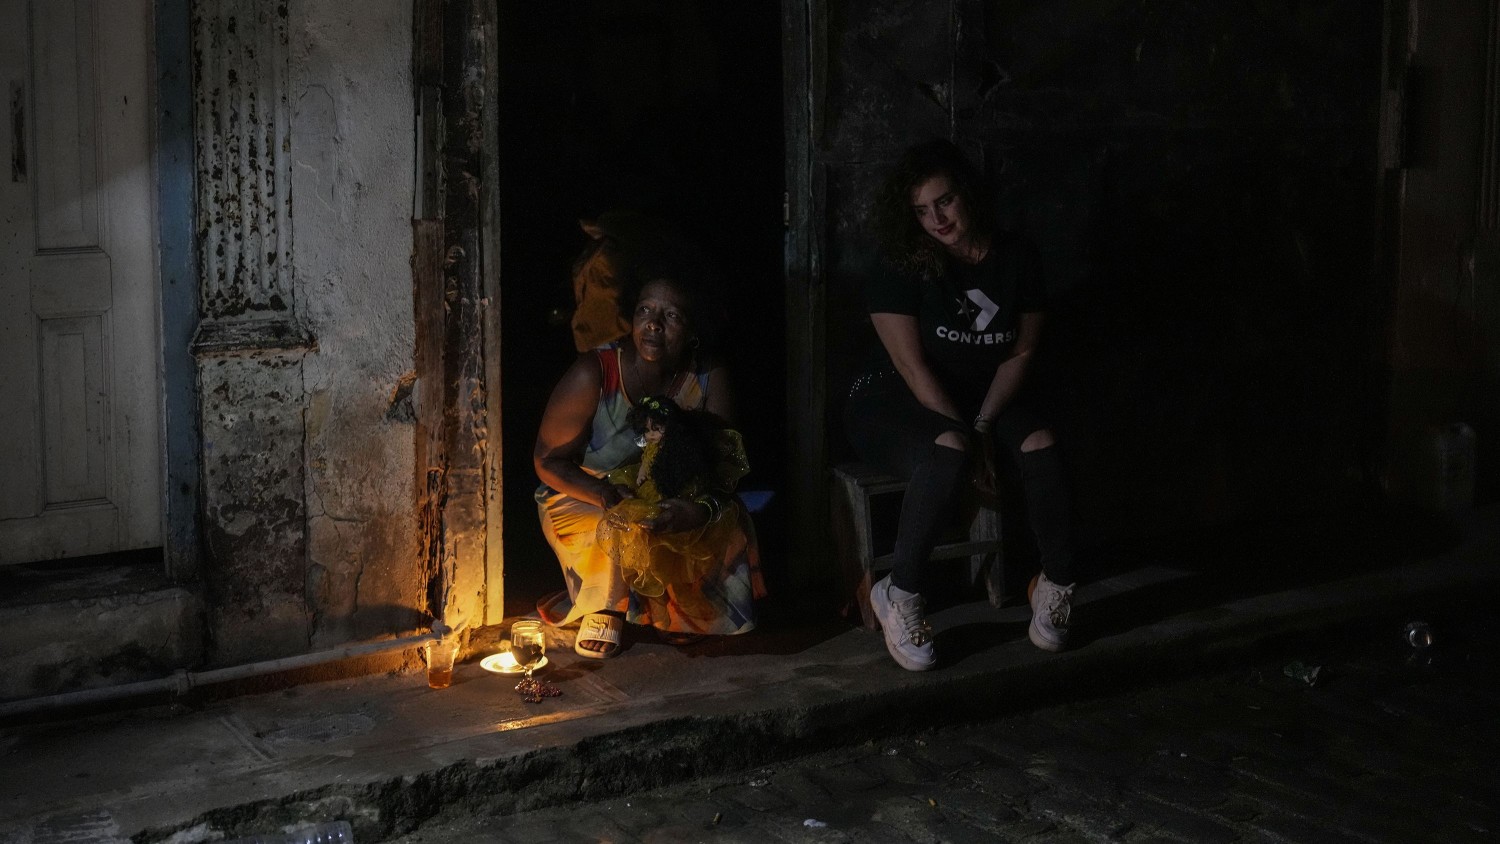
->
[156,0,201,581]
[412,0,503,629]
[782,0,833,588]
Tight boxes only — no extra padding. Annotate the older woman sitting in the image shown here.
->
[533,269,763,658]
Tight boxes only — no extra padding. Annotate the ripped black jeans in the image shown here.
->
[844,372,1077,594]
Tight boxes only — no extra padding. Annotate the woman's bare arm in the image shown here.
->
[976,311,1043,423]
[870,312,964,424]
[534,354,629,509]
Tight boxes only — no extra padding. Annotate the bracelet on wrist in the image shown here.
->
[694,494,724,524]
[973,413,992,434]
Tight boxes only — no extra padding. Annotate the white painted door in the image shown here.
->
[0,0,160,563]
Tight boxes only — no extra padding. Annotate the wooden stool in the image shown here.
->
[830,463,1007,630]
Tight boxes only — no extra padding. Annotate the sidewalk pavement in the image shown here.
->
[3,507,1497,844]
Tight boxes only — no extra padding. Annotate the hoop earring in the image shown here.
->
[688,337,701,351]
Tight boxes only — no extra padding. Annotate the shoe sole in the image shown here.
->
[871,584,937,671]
[1028,617,1066,653]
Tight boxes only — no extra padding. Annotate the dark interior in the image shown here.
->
[497,1,787,617]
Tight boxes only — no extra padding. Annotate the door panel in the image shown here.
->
[0,0,160,563]
[33,0,99,251]
[40,314,107,504]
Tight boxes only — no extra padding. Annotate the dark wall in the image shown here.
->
[497,1,784,610]
[820,1,1384,549]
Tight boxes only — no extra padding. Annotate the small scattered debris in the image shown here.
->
[749,778,769,788]
[515,676,562,703]
[1283,661,1321,686]
[711,812,721,826]
[884,748,899,756]
[803,819,828,828]
[1406,621,1435,649]
[927,798,937,808]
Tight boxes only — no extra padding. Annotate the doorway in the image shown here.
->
[495,1,786,616]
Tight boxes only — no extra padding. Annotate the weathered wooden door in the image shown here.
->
[1378,0,1500,500]
[0,0,160,563]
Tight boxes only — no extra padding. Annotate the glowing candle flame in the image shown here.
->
[480,645,538,674]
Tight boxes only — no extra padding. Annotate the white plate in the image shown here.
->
[479,653,549,675]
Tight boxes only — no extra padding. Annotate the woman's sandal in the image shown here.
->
[535,589,569,626]
[575,612,623,659]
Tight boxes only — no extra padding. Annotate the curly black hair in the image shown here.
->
[628,395,729,500]
[873,139,996,281]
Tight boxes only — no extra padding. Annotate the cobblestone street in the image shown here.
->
[392,613,1499,843]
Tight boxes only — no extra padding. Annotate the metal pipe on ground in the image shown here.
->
[0,630,444,720]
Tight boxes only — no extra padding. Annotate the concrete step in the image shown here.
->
[3,511,1496,843]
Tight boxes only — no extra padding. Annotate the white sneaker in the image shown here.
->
[1028,572,1073,652]
[870,576,936,671]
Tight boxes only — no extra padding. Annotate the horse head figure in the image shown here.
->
[569,210,715,352]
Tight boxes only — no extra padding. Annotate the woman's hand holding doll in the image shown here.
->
[639,497,711,532]
[594,481,634,510]
[618,395,744,535]
[595,394,752,603]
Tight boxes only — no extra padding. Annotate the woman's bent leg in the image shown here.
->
[845,386,963,671]
[990,407,1077,652]
[543,490,763,637]
[536,493,626,625]
[845,387,969,593]
[1015,443,1076,586]
[889,442,968,592]
[632,500,762,636]
[989,406,1077,586]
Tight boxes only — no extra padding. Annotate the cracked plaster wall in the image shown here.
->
[288,0,422,649]
[193,0,423,664]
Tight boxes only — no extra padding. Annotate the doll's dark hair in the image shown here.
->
[874,138,997,281]
[629,395,728,500]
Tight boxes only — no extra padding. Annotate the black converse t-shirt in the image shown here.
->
[865,230,1045,407]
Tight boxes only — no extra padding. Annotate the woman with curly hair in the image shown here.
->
[848,138,1078,671]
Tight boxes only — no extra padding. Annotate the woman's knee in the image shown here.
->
[934,430,968,452]
[1019,428,1056,453]
[1016,434,1067,485]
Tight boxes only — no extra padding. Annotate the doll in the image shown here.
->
[596,395,750,598]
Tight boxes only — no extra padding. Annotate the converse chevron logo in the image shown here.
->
[956,288,999,331]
